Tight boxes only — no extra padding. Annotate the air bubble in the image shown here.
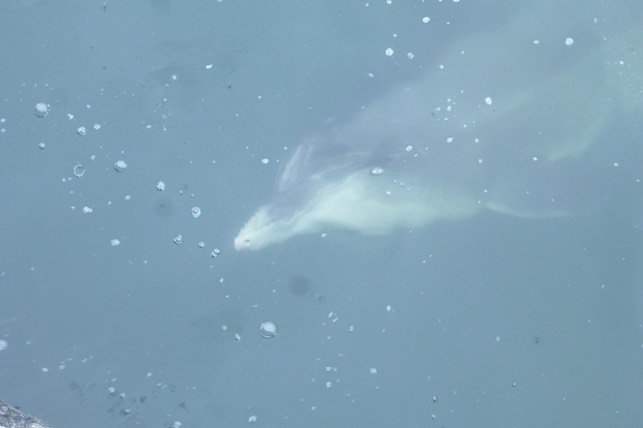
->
[34,103,50,118]
[113,160,127,172]
[73,164,85,178]
[259,321,278,339]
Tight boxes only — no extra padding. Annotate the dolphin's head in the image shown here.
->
[234,139,389,251]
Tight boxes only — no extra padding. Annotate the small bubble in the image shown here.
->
[385,47,394,57]
[248,415,258,423]
[34,103,50,118]
[113,160,127,172]
[259,321,278,339]
[77,126,87,136]
[407,52,415,60]
[156,181,166,191]
[371,167,384,176]
[38,142,46,150]
[210,248,221,258]
[82,206,93,214]
[93,123,101,130]
[422,16,431,23]
[198,241,205,248]
[0,340,7,351]
[173,234,183,245]
[261,158,269,165]
[485,97,493,105]
[191,206,201,218]
[564,37,574,46]
[73,164,85,177]
[110,239,121,246]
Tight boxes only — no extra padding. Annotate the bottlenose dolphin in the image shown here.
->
[234,9,632,251]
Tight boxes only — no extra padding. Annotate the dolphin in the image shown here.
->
[234,8,632,251]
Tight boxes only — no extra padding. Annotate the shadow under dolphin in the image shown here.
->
[234,4,641,251]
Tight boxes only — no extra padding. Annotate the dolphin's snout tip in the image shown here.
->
[233,236,249,251]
